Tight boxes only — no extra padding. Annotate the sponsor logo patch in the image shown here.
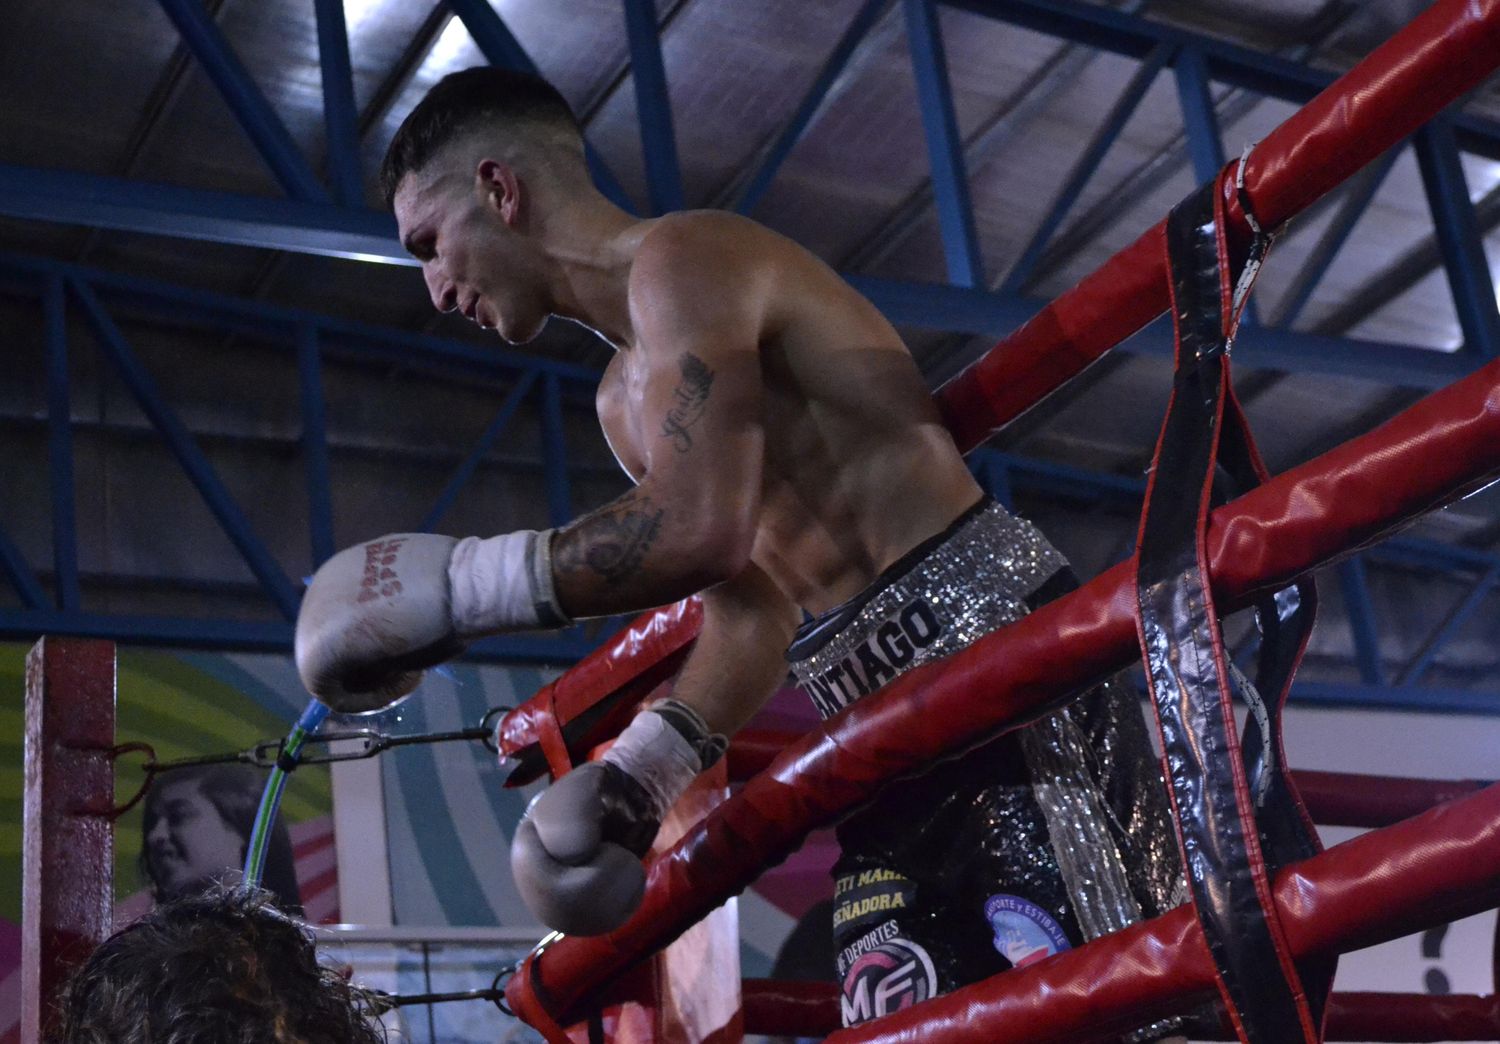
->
[356,537,406,603]
[832,868,915,933]
[804,598,943,717]
[984,894,1070,969]
[840,935,938,1026]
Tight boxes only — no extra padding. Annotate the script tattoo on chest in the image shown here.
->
[556,491,666,586]
[660,352,715,453]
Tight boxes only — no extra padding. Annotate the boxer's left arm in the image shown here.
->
[671,561,801,735]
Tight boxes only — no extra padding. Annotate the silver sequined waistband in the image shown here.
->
[786,499,1067,718]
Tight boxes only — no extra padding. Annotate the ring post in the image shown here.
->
[22,638,116,1041]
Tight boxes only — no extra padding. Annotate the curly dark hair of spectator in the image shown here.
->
[379,65,581,208]
[49,887,385,1044]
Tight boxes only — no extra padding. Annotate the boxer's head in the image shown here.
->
[383,68,590,343]
[50,888,382,1043]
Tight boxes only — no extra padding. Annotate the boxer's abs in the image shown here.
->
[750,338,981,613]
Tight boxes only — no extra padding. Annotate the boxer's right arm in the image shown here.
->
[510,564,798,935]
[510,697,724,935]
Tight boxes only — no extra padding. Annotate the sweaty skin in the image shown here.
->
[394,156,981,735]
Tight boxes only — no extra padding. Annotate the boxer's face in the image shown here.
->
[394,161,551,345]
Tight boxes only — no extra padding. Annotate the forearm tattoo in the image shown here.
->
[555,491,666,586]
[660,352,715,453]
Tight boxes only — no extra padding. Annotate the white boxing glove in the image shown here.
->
[510,700,726,935]
[295,530,570,713]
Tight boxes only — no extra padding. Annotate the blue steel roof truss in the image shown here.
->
[0,0,1493,703]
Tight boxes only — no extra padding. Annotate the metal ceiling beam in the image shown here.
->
[76,0,230,264]
[1397,565,1499,686]
[722,0,895,215]
[1289,682,1500,716]
[0,251,597,391]
[1272,143,1402,328]
[1311,180,1500,338]
[69,277,303,619]
[1173,45,1227,185]
[419,372,540,533]
[44,275,80,612]
[1,226,1483,390]
[999,40,1172,294]
[0,413,620,479]
[840,25,1102,276]
[0,164,407,263]
[296,324,336,569]
[312,0,363,207]
[576,0,694,126]
[360,4,451,141]
[885,3,1341,378]
[904,0,983,286]
[942,0,1500,160]
[1012,3,1355,298]
[153,0,329,201]
[1338,556,1386,685]
[1414,118,1500,360]
[622,0,684,214]
[0,518,49,610]
[846,275,1475,387]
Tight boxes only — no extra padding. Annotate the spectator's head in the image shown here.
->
[140,763,302,914]
[50,888,383,1043]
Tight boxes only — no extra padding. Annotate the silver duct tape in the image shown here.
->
[1020,711,1143,942]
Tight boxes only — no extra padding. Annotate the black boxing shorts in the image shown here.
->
[786,497,1183,1035]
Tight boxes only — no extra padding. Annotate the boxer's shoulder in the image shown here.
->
[630,211,785,305]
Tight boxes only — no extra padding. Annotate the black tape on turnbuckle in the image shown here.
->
[1134,174,1335,1043]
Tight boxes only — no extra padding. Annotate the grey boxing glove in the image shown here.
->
[295,530,568,713]
[510,701,726,936]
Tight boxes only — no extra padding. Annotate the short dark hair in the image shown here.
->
[380,66,581,207]
[49,888,385,1043]
[140,763,303,915]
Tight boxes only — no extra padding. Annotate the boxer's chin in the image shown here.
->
[497,310,549,345]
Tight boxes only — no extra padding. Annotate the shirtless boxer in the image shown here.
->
[295,67,1183,1033]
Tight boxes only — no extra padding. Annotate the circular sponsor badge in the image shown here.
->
[984,893,1071,969]
[841,938,938,1025]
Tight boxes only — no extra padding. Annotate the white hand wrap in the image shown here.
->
[448,529,569,635]
[296,528,570,714]
[601,702,711,818]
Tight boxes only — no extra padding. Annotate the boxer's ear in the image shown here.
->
[476,159,523,226]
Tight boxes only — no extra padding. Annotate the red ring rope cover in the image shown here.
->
[741,983,1500,1041]
[511,355,1500,1024]
[729,734,1492,829]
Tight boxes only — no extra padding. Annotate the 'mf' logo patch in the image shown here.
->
[840,937,938,1026]
[804,599,942,717]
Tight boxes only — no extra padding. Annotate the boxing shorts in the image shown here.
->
[786,497,1184,1033]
